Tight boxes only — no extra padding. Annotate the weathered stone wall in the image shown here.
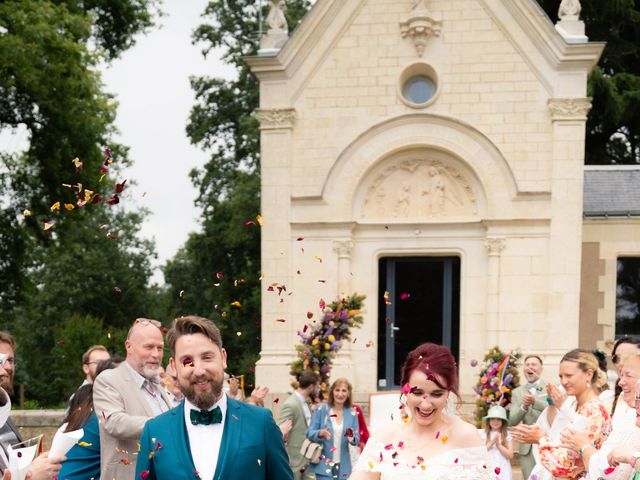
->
[10,409,65,451]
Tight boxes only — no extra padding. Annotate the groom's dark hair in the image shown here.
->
[167,316,223,357]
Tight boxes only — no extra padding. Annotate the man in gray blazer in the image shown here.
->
[93,319,173,480]
[508,354,547,480]
[278,370,319,480]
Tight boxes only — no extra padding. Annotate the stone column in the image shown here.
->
[485,236,505,346]
[333,240,354,297]
[546,98,591,350]
[255,107,296,392]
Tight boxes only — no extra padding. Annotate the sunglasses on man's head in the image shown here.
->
[134,318,162,328]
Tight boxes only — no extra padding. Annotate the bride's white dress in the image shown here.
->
[353,438,495,479]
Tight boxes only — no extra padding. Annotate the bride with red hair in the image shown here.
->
[350,343,492,480]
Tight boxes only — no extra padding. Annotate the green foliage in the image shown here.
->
[537,0,640,164]
[160,0,311,388]
[0,0,161,406]
[289,295,365,398]
[473,346,521,428]
[50,315,127,403]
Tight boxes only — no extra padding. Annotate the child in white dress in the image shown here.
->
[482,405,513,480]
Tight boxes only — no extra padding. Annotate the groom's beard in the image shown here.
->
[180,373,223,410]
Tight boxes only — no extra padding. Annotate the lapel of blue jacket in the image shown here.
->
[172,401,197,476]
[214,398,242,480]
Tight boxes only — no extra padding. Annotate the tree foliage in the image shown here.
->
[0,0,160,405]
[162,0,311,388]
[537,0,640,164]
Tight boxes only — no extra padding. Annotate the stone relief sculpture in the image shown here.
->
[558,0,581,20]
[362,159,477,219]
[400,0,442,57]
[412,0,429,11]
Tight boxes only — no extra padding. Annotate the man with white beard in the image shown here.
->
[93,318,173,479]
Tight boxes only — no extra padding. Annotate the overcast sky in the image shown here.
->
[100,0,235,283]
[0,0,239,284]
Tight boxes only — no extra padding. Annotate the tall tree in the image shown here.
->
[0,0,160,405]
[163,0,311,385]
[537,0,640,164]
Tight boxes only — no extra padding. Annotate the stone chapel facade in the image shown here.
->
[247,0,617,401]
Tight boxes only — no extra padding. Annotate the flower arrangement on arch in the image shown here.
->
[473,346,521,427]
[289,294,365,398]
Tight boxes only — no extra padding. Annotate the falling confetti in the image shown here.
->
[383,291,392,305]
[400,292,411,300]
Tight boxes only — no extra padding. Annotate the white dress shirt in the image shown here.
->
[124,362,170,416]
[294,390,311,425]
[184,394,227,480]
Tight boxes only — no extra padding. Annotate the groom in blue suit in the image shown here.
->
[135,316,293,480]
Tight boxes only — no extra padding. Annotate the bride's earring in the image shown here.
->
[399,394,412,423]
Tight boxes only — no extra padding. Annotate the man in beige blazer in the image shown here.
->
[508,354,547,480]
[93,319,173,480]
[278,370,319,480]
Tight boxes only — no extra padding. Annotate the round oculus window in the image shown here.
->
[402,75,436,105]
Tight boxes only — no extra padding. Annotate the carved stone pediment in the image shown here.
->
[399,0,442,57]
[362,159,477,220]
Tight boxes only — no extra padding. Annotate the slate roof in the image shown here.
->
[584,166,640,217]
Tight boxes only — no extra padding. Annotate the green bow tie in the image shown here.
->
[190,406,222,426]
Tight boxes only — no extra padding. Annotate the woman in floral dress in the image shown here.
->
[511,349,610,480]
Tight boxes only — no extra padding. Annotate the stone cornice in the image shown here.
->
[548,97,592,121]
[255,108,296,130]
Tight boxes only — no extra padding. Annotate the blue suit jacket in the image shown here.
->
[58,412,101,480]
[135,398,293,480]
[306,403,360,479]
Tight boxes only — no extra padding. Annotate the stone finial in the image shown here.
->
[558,0,581,21]
[555,0,586,42]
[259,0,289,55]
[266,0,288,34]
[400,0,442,57]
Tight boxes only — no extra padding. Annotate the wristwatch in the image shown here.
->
[579,443,592,457]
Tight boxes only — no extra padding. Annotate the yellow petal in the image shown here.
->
[50,201,61,212]
[230,300,242,308]
[64,203,75,211]
[23,209,31,217]
[255,214,263,226]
